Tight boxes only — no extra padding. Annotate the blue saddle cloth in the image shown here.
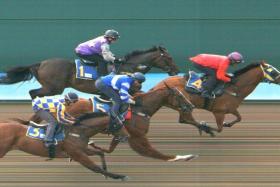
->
[26,122,65,142]
[75,59,98,80]
[186,71,204,92]
[90,95,128,118]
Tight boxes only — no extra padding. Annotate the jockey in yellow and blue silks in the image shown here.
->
[32,92,78,152]
[95,72,145,135]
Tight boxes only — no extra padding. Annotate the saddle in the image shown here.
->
[79,58,98,66]
[26,121,65,142]
[185,71,225,98]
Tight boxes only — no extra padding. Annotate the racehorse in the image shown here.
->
[20,82,205,162]
[0,113,128,180]
[0,46,179,99]
[151,62,280,134]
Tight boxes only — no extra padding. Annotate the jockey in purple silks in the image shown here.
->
[75,29,121,76]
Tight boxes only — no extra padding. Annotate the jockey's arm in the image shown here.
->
[101,44,115,62]
[56,103,75,125]
[216,63,231,82]
[119,82,131,103]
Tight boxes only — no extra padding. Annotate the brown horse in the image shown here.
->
[0,112,131,180]
[0,46,179,99]
[25,83,203,162]
[151,62,280,134]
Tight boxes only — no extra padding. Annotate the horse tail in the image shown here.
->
[0,63,41,84]
[9,118,29,126]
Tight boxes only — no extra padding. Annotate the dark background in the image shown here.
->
[1,0,280,71]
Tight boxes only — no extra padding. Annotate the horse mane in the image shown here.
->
[233,63,261,76]
[124,46,164,61]
[76,112,108,122]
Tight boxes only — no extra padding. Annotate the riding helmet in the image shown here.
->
[228,52,244,64]
[131,72,146,83]
[64,92,79,102]
[104,29,120,39]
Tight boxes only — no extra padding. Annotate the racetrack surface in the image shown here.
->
[0,103,279,187]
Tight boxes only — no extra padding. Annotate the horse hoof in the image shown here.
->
[223,122,231,127]
[168,154,199,162]
[200,121,207,125]
[121,176,129,181]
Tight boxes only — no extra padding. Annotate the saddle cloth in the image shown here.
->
[90,95,132,120]
[75,59,98,80]
[186,71,204,92]
[26,121,65,142]
[185,71,225,97]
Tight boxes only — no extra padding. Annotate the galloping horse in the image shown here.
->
[23,82,204,162]
[152,62,280,134]
[0,113,128,180]
[0,46,179,99]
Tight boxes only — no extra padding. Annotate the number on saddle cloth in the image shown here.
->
[26,121,65,142]
[90,96,132,120]
[185,71,204,93]
[75,59,99,80]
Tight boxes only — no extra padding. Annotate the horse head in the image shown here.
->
[260,61,280,85]
[121,46,179,75]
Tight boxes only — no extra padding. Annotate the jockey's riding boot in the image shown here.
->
[44,123,57,159]
[201,90,213,99]
[108,115,123,134]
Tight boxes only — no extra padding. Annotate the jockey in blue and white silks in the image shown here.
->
[95,72,145,134]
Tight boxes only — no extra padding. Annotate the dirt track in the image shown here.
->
[0,103,279,187]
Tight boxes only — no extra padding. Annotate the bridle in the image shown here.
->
[260,63,280,84]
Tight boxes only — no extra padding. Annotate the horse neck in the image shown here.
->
[234,66,264,99]
[120,51,156,73]
[135,88,169,116]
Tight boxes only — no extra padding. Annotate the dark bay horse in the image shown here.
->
[26,83,203,162]
[0,46,179,99]
[151,62,280,134]
[0,113,129,180]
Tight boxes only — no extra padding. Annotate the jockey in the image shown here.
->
[95,72,146,136]
[189,52,244,98]
[75,29,121,77]
[32,92,79,156]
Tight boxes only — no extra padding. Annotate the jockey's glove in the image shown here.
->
[127,98,136,105]
[114,58,124,64]
[226,73,234,78]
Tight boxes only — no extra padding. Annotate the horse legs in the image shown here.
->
[179,111,216,137]
[89,136,120,154]
[64,143,127,180]
[29,87,64,99]
[128,136,197,162]
[84,146,108,172]
[223,109,242,127]
[213,112,226,133]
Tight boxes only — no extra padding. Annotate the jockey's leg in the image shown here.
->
[36,110,58,158]
[193,63,217,98]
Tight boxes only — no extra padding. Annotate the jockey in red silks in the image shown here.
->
[189,52,244,98]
